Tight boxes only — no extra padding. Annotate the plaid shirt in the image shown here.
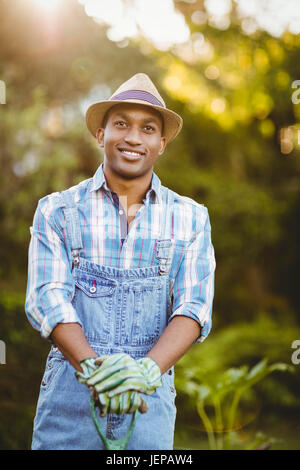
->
[25,163,216,342]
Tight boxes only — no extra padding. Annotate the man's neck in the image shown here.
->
[103,166,153,216]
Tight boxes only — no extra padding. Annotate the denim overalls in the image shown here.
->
[31,187,177,450]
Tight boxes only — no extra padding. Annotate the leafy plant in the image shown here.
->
[183,358,294,450]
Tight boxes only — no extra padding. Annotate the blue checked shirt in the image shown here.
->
[25,163,216,342]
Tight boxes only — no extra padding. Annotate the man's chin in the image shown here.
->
[110,162,150,180]
[116,168,145,181]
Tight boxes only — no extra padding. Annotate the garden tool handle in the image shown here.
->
[89,394,138,450]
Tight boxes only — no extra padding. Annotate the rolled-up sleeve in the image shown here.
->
[168,206,216,343]
[25,196,83,340]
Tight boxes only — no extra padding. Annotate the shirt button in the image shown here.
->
[119,209,124,215]
[90,286,96,293]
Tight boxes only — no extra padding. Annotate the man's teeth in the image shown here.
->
[121,150,143,156]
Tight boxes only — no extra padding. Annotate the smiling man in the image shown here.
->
[25,73,216,450]
[96,102,166,226]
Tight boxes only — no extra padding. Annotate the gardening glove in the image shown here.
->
[94,389,148,417]
[75,355,148,416]
[85,353,162,397]
[75,353,131,385]
[77,356,98,380]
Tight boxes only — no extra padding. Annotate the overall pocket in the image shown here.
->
[120,278,165,347]
[72,271,116,344]
[40,355,64,392]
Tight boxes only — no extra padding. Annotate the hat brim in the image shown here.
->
[85,99,183,144]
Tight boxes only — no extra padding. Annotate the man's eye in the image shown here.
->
[144,125,155,131]
[115,121,126,127]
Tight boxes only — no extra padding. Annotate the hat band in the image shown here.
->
[110,90,164,108]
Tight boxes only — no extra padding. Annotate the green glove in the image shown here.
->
[95,389,148,417]
[76,354,129,384]
[85,353,162,397]
[75,355,148,416]
[76,353,134,388]
[77,356,98,379]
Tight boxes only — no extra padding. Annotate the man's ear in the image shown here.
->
[158,136,167,156]
[96,128,105,147]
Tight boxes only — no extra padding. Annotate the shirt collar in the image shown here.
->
[90,162,162,204]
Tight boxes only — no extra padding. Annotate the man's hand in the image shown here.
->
[76,355,150,416]
[85,353,162,397]
[76,353,162,398]
[94,389,148,417]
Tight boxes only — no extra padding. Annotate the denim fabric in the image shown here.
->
[31,189,177,450]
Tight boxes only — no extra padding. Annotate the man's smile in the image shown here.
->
[117,147,146,161]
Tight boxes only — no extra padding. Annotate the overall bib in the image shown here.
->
[31,187,177,450]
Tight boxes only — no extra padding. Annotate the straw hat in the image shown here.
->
[85,73,183,144]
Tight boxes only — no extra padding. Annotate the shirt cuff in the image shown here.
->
[40,302,83,340]
[168,304,212,343]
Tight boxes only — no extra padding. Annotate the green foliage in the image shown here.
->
[0,294,49,450]
[180,357,294,450]
[174,317,300,449]
[176,315,300,397]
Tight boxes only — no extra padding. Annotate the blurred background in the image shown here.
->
[0,0,300,450]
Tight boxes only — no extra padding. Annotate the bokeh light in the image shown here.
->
[31,0,60,12]
[78,0,190,50]
[236,0,300,36]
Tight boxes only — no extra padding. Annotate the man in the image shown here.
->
[25,73,216,450]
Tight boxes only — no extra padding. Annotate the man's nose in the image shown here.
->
[124,126,143,146]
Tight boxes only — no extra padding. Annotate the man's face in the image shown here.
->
[96,102,166,181]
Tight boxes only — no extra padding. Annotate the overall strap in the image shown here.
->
[60,189,83,267]
[158,189,174,275]
[160,189,174,240]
